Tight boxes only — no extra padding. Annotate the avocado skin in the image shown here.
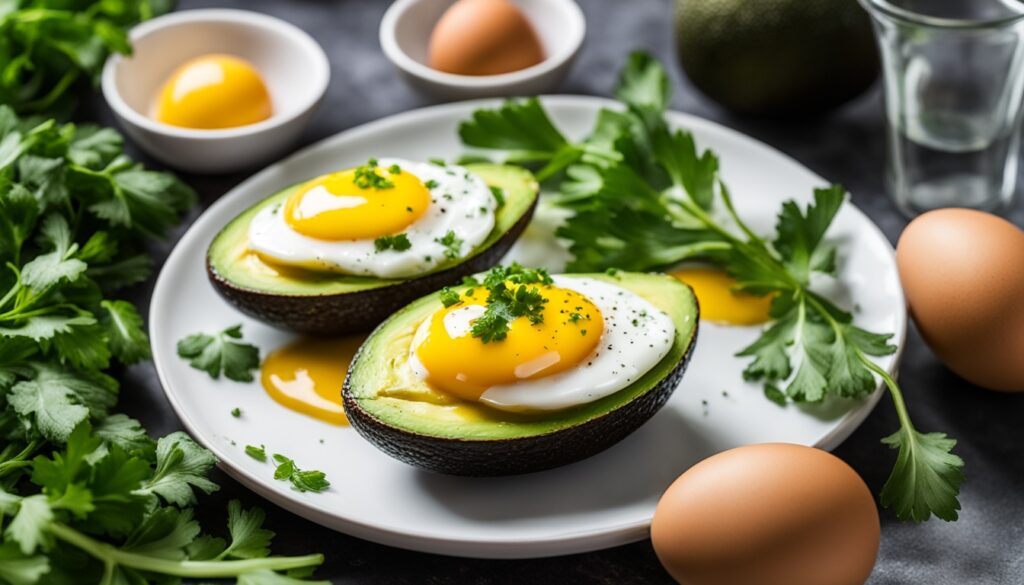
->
[341,305,699,476]
[206,196,537,336]
[675,0,879,116]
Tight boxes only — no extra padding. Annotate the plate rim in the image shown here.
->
[149,95,906,558]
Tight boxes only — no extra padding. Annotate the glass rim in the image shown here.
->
[858,0,1024,30]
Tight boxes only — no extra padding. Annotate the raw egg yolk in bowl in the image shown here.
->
[154,54,272,130]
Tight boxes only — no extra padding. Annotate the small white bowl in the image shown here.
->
[102,9,329,174]
[380,0,585,100]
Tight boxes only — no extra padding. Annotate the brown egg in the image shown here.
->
[428,0,545,76]
[896,208,1024,391]
[651,444,879,585]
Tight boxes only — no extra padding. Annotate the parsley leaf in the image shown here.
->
[93,414,155,459]
[881,427,965,522]
[177,324,261,382]
[9,363,117,443]
[98,300,151,365]
[773,186,845,283]
[20,215,87,292]
[5,495,53,555]
[0,542,50,584]
[120,506,200,560]
[135,432,219,507]
[459,97,568,153]
[220,499,274,559]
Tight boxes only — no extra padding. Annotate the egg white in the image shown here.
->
[408,276,677,412]
[247,158,496,279]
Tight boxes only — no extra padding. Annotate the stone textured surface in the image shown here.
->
[83,0,1024,582]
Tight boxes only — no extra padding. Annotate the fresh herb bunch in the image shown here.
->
[0,107,326,582]
[440,264,553,343]
[457,53,964,522]
[0,0,172,116]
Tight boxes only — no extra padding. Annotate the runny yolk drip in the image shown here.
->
[414,284,604,402]
[154,54,272,129]
[671,267,773,326]
[282,167,430,240]
[260,336,366,425]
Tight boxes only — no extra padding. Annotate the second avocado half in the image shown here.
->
[206,164,539,335]
[343,272,700,476]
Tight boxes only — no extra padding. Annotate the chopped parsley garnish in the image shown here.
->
[231,407,241,417]
[490,185,505,207]
[354,157,395,189]
[467,264,552,343]
[177,324,261,382]
[388,163,402,174]
[430,158,447,166]
[374,233,412,252]
[425,179,439,189]
[439,287,462,307]
[435,230,463,259]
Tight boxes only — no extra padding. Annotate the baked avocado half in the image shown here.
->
[206,164,539,335]
[342,272,699,476]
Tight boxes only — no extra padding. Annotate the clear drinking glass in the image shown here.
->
[859,0,1024,215]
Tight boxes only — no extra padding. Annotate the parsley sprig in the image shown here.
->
[457,53,964,522]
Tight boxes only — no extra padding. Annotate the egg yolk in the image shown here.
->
[414,284,604,401]
[260,336,365,425]
[672,267,773,326]
[154,54,272,129]
[282,166,430,240]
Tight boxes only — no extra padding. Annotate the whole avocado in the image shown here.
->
[675,0,879,116]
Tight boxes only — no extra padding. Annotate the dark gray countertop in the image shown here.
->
[85,0,1024,583]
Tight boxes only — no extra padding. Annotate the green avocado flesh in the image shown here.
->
[207,163,538,296]
[345,272,698,441]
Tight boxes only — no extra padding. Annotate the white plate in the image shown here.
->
[150,96,906,559]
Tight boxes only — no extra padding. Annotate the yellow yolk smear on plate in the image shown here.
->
[282,166,430,240]
[260,336,366,425]
[671,267,772,326]
[154,54,272,129]
[414,284,603,401]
